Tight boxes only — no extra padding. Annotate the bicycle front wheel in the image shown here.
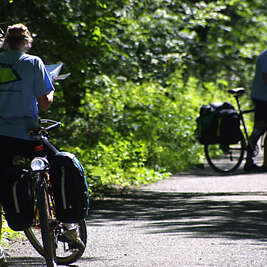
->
[36,178,56,267]
[204,135,246,173]
[25,219,87,265]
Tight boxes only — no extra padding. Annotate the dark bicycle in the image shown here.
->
[22,119,87,266]
[204,88,265,173]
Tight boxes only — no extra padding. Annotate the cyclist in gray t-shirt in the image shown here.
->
[245,50,267,172]
[0,23,54,266]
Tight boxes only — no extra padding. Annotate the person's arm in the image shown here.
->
[37,90,54,111]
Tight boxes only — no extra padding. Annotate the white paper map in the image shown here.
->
[45,62,70,81]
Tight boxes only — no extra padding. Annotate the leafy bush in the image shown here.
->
[57,69,249,193]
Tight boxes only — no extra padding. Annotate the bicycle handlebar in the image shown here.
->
[40,119,62,132]
[28,119,62,138]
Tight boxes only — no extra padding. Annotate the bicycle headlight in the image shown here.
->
[31,157,49,171]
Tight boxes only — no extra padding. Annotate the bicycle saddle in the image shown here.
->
[228,87,245,96]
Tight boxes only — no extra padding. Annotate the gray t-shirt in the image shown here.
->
[0,50,54,140]
[251,49,267,101]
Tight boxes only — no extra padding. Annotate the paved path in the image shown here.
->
[6,166,267,266]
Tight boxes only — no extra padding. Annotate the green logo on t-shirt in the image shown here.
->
[0,63,21,84]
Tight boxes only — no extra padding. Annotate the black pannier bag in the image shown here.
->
[2,167,34,231]
[216,108,242,144]
[196,102,242,145]
[196,104,218,144]
[49,152,89,223]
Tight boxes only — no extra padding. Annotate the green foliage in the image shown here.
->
[68,133,170,192]
[0,0,265,193]
[59,70,238,192]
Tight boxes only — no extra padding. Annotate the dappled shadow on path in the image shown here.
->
[88,190,267,241]
[7,256,80,266]
[7,257,47,266]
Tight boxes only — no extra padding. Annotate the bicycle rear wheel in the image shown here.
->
[204,134,246,173]
[37,178,56,267]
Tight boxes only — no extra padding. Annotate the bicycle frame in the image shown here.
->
[229,88,255,145]
[24,119,87,265]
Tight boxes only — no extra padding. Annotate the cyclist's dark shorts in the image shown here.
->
[0,135,39,203]
[253,99,267,123]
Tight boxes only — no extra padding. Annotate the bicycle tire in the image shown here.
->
[25,215,87,264]
[204,133,246,173]
[36,177,56,267]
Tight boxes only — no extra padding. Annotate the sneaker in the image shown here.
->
[58,228,85,250]
[0,246,7,267]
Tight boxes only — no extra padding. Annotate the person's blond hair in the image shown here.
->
[2,23,33,51]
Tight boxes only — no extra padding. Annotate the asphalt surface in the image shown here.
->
[6,165,267,266]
